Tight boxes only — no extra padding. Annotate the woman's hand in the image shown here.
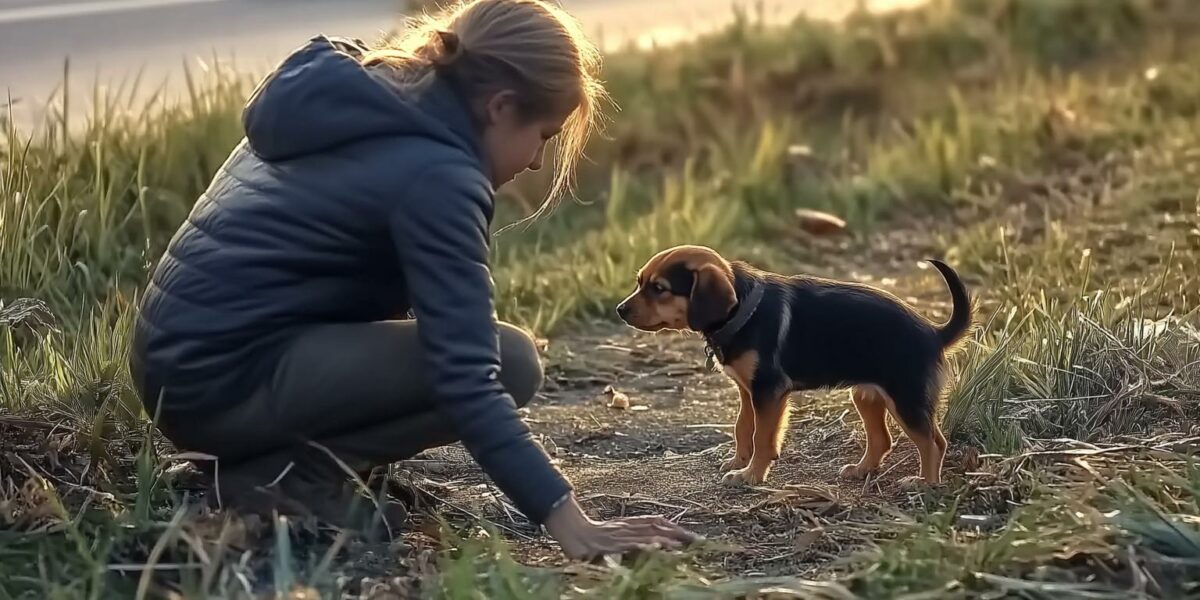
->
[543,495,702,560]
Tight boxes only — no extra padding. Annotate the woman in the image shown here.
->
[129,0,699,559]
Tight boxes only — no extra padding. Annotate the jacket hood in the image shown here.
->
[242,35,484,165]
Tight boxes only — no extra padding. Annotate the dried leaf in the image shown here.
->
[795,209,847,236]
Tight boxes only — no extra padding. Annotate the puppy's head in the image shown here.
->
[616,245,738,332]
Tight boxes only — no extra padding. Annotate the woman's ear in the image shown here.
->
[687,263,737,331]
[483,89,519,127]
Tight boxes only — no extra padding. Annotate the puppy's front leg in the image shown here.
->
[720,386,753,472]
[722,390,790,486]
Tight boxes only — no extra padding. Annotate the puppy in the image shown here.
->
[616,245,972,487]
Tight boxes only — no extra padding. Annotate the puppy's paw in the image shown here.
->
[897,475,938,491]
[720,455,750,473]
[721,467,767,486]
[838,463,873,480]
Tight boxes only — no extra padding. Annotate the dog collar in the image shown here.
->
[703,282,764,370]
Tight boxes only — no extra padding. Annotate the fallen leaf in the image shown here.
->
[795,209,847,236]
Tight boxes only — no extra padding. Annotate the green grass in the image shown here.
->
[5,0,1200,597]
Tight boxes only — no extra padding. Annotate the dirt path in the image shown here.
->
[408,229,974,577]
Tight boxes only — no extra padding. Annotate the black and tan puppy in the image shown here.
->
[616,245,972,487]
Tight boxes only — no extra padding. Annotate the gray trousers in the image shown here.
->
[150,320,544,506]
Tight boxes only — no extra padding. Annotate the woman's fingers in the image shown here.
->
[581,538,653,560]
[602,540,679,557]
[657,521,703,542]
[610,516,702,543]
[634,520,692,541]
[612,530,684,549]
[568,515,702,561]
[578,534,689,561]
[637,537,684,551]
[550,506,700,561]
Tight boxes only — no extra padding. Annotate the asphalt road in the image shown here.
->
[0,0,922,130]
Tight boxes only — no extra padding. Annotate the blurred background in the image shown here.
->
[0,0,922,129]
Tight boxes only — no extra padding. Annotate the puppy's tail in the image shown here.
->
[927,259,973,348]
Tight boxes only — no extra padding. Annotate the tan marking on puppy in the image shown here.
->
[720,351,759,473]
[723,391,789,486]
[772,393,792,458]
[720,385,754,472]
[642,294,689,330]
[619,245,737,332]
[880,393,947,486]
[721,350,758,391]
[840,384,894,480]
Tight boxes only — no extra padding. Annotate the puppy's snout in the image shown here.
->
[616,301,632,321]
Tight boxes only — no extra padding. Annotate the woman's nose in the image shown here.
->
[529,144,546,172]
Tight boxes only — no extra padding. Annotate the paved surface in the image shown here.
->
[0,0,923,130]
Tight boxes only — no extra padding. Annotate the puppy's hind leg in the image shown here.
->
[882,383,946,488]
[840,384,893,480]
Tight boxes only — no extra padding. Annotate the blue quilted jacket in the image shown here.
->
[129,35,571,523]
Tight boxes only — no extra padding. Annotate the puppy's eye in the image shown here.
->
[648,282,668,295]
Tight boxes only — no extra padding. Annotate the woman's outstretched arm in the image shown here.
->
[391,159,700,556]
[390,161,572,525]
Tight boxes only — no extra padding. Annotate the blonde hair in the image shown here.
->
[363,0,607,210]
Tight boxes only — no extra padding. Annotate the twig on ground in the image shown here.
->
[0,416,71,431]
[580,492,687,513]
[412,479,536,541]
[670,495,708,509]
[488,482,519,525]
[10,452,115,503]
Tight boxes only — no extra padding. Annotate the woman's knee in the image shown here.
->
[498,323,544,408]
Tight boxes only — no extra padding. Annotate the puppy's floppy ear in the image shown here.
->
[687,263,737,331]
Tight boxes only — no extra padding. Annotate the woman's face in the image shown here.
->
[480,90,571,187]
